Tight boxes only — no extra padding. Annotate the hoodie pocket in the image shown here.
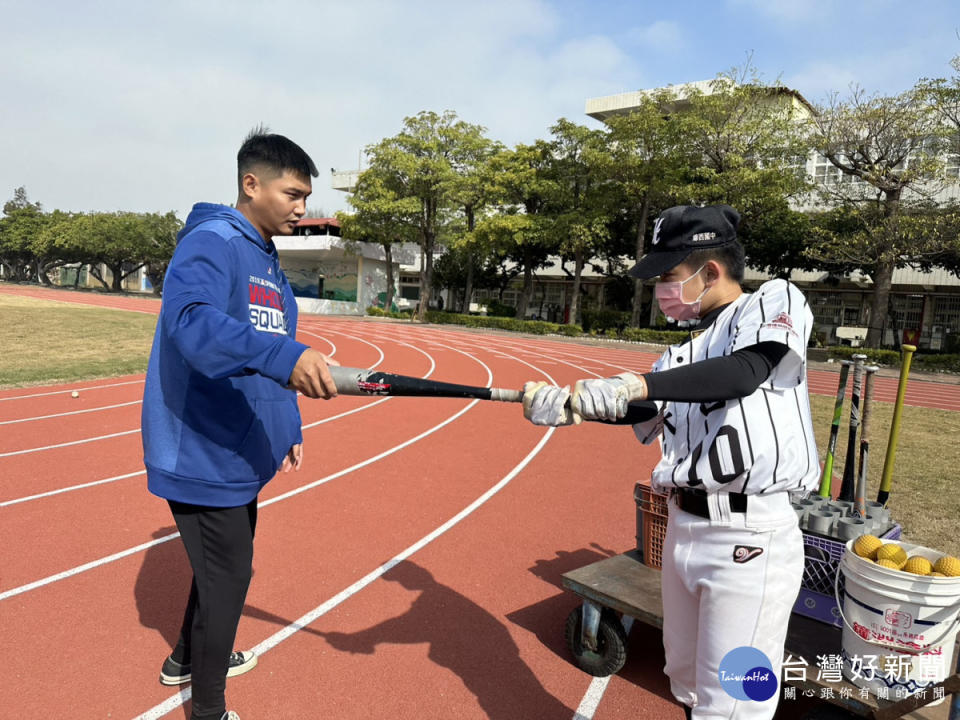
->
[233,398,296,479]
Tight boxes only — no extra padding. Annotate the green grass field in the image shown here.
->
[1,292,957,555]
[808,393,960,556]
[0,294,157,387]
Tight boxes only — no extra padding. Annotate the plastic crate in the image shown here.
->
[634,483,669,569]
[793,522,902,627]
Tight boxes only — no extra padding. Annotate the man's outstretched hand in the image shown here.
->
[289,349,340,399]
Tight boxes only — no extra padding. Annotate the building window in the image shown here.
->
[811,292,842,324]
[933,296,960,332]
[945,152,960,179]
[889,294,923,329]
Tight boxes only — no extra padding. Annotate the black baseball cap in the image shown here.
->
[628,204,741,280]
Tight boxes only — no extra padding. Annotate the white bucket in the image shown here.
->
[836,540,960,705]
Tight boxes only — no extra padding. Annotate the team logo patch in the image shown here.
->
[763,311,797,336]
[733,545,764,564]
[248,278,287,335]
[772,312,792,328]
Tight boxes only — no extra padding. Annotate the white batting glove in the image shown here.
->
[522,381,579,426]
[571,373,646,422]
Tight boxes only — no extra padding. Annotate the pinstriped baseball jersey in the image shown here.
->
[635,278,819,497]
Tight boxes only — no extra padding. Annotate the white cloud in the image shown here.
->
[626,20,684,54]
[0,0,638,218]
[727,0,838,24]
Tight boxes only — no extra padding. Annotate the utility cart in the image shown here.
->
[560,484,960,720]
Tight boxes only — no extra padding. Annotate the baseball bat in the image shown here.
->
[327,366,523,402]
[837,354,867,502]
[877,344,917,507]
[818,360,851,497]
[852,366,878,518]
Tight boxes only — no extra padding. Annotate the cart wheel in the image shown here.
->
[564,606,628,677]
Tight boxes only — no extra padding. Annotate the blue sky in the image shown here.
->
[2,0,958,220]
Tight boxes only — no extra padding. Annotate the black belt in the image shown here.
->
[674,487,747,517]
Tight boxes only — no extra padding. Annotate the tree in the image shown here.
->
[677,67,814,276]
[364,111,489,321]
[603,89,694,325]
[339,171,419,312]
[475,141,559,318]
[53,212,179,292]
[0,187,45,281]
[547,119,613,325]
[442,135,501,312]
[808,84,955,346]
[32,210,83,285]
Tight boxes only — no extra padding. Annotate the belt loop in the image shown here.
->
[709,493,732,525]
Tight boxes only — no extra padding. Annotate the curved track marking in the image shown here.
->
[0,428,140,457]
[131,351,562,720]
[0,470,146,508]
[0,400,142,425]
[132,425,557,720]
[0,378,144,402]
[0,329,438,505]
[0,338,494,600]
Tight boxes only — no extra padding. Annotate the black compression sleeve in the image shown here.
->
[602,400,660,425]
[643,341,790,402]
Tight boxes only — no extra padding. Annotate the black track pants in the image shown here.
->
[168,499,258,720]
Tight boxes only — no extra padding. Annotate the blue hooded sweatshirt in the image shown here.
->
[142,203,308,507]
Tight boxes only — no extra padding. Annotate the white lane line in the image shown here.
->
[132,426,557,720]
[298,329,337,357]
[0,335,430,504]
[0,532,181,602]
[0,470,145,508]
[572,617,634,720]
[0,379,144,402]
[0,354,491,600]
[0,400,142,426]
[0,429,140,458]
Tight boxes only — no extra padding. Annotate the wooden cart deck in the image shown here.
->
[561,551,959,720]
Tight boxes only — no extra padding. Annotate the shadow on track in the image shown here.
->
[316,559,573,720]
[508,544,676,706]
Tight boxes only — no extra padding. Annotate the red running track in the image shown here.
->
[2,285,960,720]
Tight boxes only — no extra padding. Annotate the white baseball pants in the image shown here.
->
[661,492,804,720]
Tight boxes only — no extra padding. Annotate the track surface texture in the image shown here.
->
[2,284,958,720]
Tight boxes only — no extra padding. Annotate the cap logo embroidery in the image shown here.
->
[652,217,664,246]
[692,232,716,242]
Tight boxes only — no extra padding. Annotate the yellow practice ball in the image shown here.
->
[876,559,901,570]
[903,556,933,575]
[853,534,883,560]
[876,544,908,569]
[933,555,960,577]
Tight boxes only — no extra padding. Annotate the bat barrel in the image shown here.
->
[327,365,521,402]
[878,344,916,505]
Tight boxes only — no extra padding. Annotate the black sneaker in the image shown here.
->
[159,650,258,685]
[221,713,240,720]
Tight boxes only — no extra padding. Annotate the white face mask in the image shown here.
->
[655,265,709,322]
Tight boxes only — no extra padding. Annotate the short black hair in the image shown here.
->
[237,125,318,188]
[684,240,746,284]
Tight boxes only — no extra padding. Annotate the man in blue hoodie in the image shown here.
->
[142,128,338,720]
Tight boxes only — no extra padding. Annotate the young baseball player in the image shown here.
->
[523,205,819,719]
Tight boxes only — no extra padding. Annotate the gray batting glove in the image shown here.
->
[522,381,579,426]
[571,373,645,421]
